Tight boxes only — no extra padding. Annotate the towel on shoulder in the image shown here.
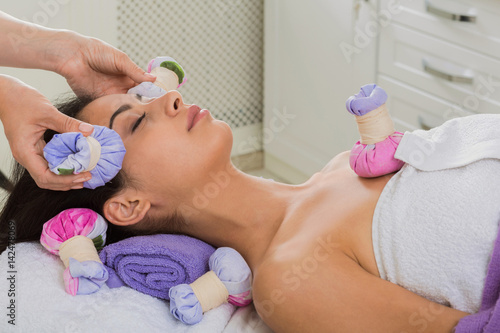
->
[395,113,500,171]
[394,113,500,332]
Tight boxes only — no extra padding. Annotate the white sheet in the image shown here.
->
[224,304,274,333]
[0,241,271,332]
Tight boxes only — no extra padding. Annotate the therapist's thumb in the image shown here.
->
[52,112,94,137]
[118,54,156,84]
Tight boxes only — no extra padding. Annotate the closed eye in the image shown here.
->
[132,112,146,133]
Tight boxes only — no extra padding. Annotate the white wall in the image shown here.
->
[0,0,118,100]
[263,0,378,182]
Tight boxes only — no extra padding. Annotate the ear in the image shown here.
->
[103,188,151,226]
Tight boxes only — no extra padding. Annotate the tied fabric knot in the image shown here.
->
[169,247,253,325]
[346,84,405,177]
[40,208,109,295]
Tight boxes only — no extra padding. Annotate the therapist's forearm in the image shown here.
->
[0,75,26,119]
[0,11,80,73]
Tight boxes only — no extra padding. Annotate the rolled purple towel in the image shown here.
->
[99,234,215,300]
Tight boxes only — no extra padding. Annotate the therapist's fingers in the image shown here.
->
[21,151,92,191]
[0,75,94,191]
[10,109,93,190]
[114,51,156,84]
[11,135,92,191]
[45,108,94,137]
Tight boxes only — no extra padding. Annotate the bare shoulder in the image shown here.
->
[252,245,467,333]
[252,245,352,333]
[320,150,351,174]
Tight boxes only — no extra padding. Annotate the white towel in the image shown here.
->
[373,113,500,313]
[395,113,500,171]
[0,242,236,333]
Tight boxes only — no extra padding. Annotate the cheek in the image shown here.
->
[197,121,233,161]
[122,135,200,189]
[120,121,233,189]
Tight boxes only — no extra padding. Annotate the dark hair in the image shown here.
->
[0,95,138,254]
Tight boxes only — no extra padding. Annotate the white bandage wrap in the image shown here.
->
[189,271,229,313]
[84,136,101,172]
[355,104,395,145]
[59,235,101,268]
[150,66,179,92]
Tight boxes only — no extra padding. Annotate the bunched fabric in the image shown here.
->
[346,83,388,117]
[128,56,187,98]
[40,208,109,295]
[169,247,253,325]
[99,234,215,300]
[43,125,126,189]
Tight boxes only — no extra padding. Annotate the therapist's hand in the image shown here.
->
[53,33,156,97]
[0,11,155,97]
[0,75,93,191]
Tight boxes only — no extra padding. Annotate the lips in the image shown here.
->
[187,105,201,131]
[187,105,209,131]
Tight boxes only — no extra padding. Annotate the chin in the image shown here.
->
[200,119,233,167]
[215,119,234,155]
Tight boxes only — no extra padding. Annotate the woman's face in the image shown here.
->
[79,91,233,208]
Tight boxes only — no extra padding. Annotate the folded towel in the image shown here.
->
[373,113,500,313]
[395,113,500,171]
[456,226,500,332]
[99,234,215,300]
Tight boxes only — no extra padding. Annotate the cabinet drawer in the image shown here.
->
[379,23,500,114]
[378,75,474,132]
[380,0,500,59]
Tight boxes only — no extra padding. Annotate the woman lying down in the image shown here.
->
[1,81,499,332]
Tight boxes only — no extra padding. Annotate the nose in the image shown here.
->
[154,90,184,117]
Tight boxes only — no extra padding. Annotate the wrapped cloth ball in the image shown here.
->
[40,208,109,295]
[346,84,405,178]
[43,125,126,189]
[169,247,253,325]
[128,56,187,98]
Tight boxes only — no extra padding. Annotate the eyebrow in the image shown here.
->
[109,95,142,129]
[109,104,132,129]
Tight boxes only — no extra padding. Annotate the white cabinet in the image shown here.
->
[263,0,378,183]
[377,75,474,132]
[378,0,500,131]
[263,0,500,183]
[382,0,500,59]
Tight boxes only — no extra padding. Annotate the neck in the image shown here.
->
[179,162,304,270]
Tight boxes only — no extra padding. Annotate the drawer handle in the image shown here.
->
[422,58,474,85]
[418,115,441,131]
[426,1,477,23]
